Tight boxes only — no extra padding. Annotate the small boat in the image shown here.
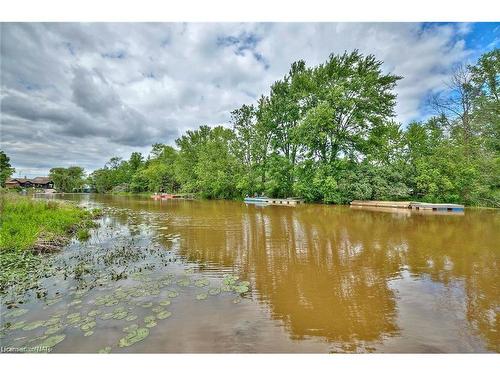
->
[244,196,270,204]
[244,197,304,206]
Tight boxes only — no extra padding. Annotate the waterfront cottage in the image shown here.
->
[5,177,54,189]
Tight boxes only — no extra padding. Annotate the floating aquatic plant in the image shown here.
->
[208,288,221,296]
[98,346,112,354]
[22,320,46,331]
[100,312,113,320]
[45,324,63,335]
[125,314,138,321]
[87,309,101,317]
[8,321,26,330]
[111,307,128,320]
[84,330,94,337]
[39,334,66,348]
[194,278,209,288]
[144,315,156,325]
[123,324,138,333]
[196,293,208,301]
[176,278,190,287]
[3,308,28,318]
[156,311,172,320]
[80,321,96,331]
[159,300,171,306]
[167,291,179,298]
[118,327,149,348]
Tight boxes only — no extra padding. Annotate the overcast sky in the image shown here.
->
[1,22,498,177]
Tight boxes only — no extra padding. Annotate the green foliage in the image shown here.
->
[85,49,499,207]
[0,151,15,187]
[49,166,85,192]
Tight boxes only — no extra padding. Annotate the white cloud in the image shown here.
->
[0,22,472,176]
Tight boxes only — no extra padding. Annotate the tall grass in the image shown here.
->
[0,193,98,291]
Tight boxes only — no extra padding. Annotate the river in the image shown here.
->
[1,194,498,353]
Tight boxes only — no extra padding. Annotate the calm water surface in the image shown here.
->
[1,194,498,353]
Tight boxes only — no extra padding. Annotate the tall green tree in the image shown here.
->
[0,151,15,187]
[49,166,85,192]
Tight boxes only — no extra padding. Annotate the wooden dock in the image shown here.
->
[350,200,464,212]
[350,200,411,208]
[244,197,304,206]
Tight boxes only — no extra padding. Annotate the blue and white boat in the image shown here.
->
[244,196,270,204]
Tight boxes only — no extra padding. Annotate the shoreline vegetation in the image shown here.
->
[67,50,499,208]
[0,193,102,291]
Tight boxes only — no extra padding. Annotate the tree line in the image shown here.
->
[2,49,498,206]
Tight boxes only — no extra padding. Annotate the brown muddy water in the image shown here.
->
[1,194,498,353]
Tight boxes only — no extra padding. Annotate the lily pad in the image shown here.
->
[87,309,101,317]
[196,293,208,300]
[234,284,249,294]
[167,291,179,298]
[23,320,46,331]
[39,334,66,348]
[208,288,221,296]
[123,324,138,333]
[141,302,153,308]
[112,311,128,320]
[194,278,210,288]
[100,312,113,320]
[125,314,138,322]
[156,311,172,320]
[98,346,112,354]
[43,317,61,327]
[159,300,171,306]
[176,278,190,287]
[8,321,26,330]
[4,308,28,318]
[152,306,165,313]
[84,330,94,337]
[45,324,63,335]
[80,321,96,331]
[118,327,149,348]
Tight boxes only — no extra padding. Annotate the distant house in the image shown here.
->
[5,177,54,189]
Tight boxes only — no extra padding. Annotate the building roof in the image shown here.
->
[6,177,52,184]
[31,177,51,184]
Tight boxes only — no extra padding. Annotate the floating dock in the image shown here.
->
[350,200,411,208]
[350,200,464,212]
[409,202,464,211]
[244,197,304,206]
[151,193,194,200]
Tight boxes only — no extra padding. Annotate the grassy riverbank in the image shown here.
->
[0,193,101,291]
